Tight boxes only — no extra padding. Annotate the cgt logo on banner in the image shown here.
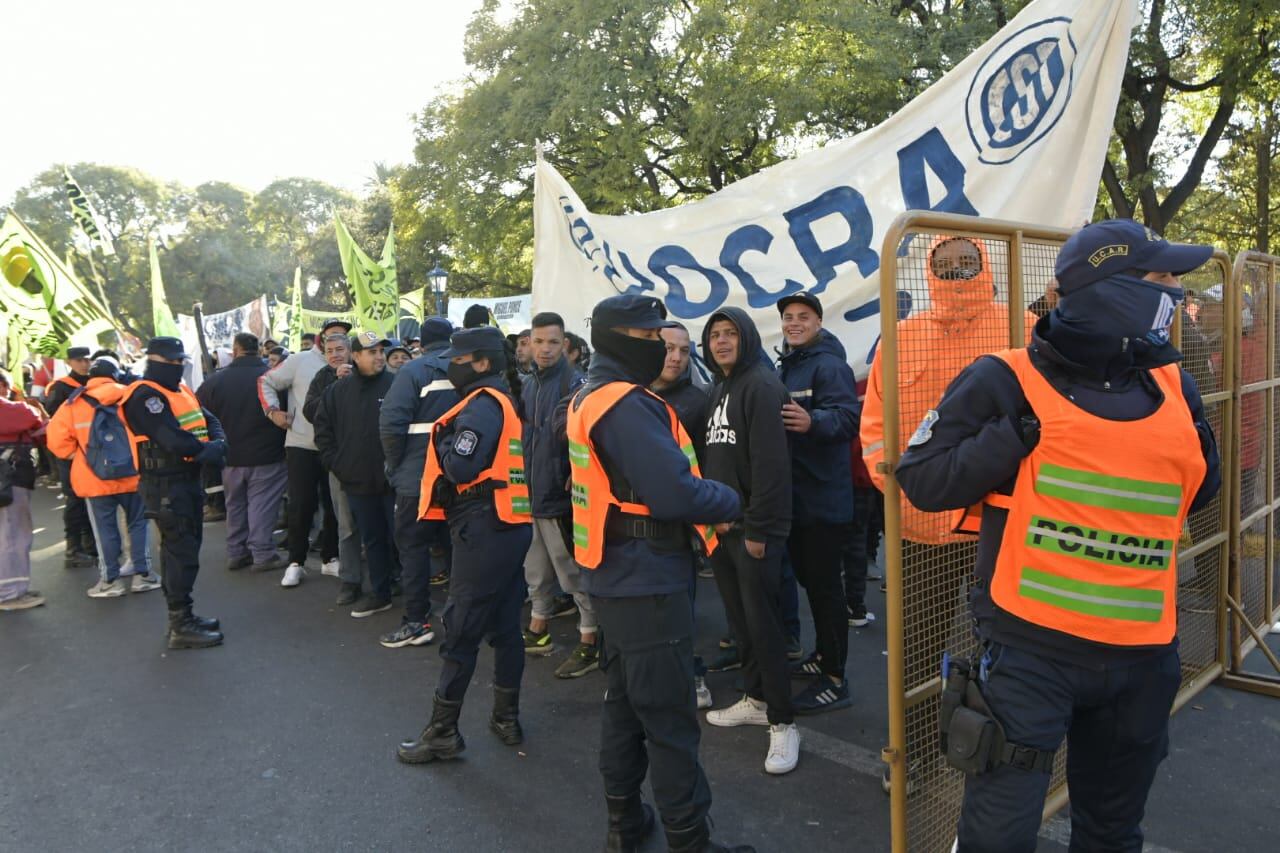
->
[532,0,1138,375]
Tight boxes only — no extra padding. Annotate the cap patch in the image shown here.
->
[1087,244,1128,267]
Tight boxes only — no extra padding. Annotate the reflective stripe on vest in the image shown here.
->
[566,381,718,570]
[985,348,1205,646]
[119,380,209,468]
[416,387,530,524]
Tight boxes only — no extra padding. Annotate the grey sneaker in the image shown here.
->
[131,573,163,593]
[0,591,46,611]
[87,578,128,599]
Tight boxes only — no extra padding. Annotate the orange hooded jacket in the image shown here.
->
[46,377,140,497]
[860,236,1036,544]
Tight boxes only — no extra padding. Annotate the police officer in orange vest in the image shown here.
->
[397,326,533,765]
[121,337,228,650]
[897,220,1221,851]
[566,294,749,853]
[45,346,97,567]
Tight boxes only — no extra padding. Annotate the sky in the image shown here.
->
[2,0,489,203]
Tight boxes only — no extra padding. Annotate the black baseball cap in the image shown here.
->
[66,346,91,360]
[351,330,391,352]
[420,316,454,344]
[320,317,353,336]
[1055,219,1213,295]
[776,292,823,318]
[442,326,507,358]
[145,337,189,361]
[591,294,668,330]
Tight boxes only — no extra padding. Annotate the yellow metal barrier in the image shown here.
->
[877,212,1233,852]
[1220,251,1280,698]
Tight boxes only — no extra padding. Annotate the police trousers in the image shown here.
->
[593,592,711,831]
[140,474,204,611]
[956,642,1181,853]
[435,518,531,702]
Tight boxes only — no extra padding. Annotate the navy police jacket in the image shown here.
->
[379,341,459,497]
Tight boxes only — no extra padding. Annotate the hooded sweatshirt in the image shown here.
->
[777,327,859,526]
[861,235,1037,544]
[701,307,792,542]
[654,359,710,464]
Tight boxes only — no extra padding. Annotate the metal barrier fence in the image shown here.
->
[876,212,1233,852]
[1221,252,1280,698]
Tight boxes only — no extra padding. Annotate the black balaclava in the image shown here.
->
[447,348,504,392]
[144,359,185,391]
[591,326,667,386]
[1044,272,1185,380]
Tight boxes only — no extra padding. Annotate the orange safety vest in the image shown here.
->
[45,378,139,497]
[417,386,530,524]
[975,348,1205,646]
[566,381,718,569]
[119,380,209,469]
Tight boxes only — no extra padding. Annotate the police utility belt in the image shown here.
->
[444,480,501,505]
[138,442,197,476]
[937,652,1056,775]
[605,510,690,551]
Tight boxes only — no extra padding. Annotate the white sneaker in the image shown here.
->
[706,695,769,727]
[281,563,306,588]
[321,559,340,578]
[695,676,712,710]
[764,723,800,775]
[130,573,162,593]
[87,578,128,599]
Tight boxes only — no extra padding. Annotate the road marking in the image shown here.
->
[795,724,884,778]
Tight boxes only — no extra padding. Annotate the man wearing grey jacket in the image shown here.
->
[257,318,350,585]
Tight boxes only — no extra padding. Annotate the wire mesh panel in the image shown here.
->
[879,214,1231,852]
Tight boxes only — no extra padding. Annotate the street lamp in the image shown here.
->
[427,263,448,318]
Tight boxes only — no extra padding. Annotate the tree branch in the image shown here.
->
[1159,84,1240,225]
[1101,158,1134,219]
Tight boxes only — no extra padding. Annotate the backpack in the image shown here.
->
[70,388,138,480]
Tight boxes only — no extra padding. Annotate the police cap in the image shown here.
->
[591,293,668,331]
[66,346,92,360]
[442,326,506,358]
[1055,219,1213,295]
[144,337,189,361]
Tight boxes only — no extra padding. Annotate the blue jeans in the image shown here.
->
[346,492,395,599]
[86,493,151,582]
[956,642,1181,853]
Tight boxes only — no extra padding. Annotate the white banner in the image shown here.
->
[197,297,271,350]
[447,294,532,336]
[533,0,1137,375]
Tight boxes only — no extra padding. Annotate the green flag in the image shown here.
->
[335,214,398,336]
[149,238,181,338]
[286,266,305,349]
[0,213,115,370]
[300,307,356,332]
[62,166,115,257]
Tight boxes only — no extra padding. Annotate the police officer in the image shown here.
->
[566,294,749,853]
[121,337,228,650]
[897,220,1222,851]
[397,326,532,765]
[45,346,97,567]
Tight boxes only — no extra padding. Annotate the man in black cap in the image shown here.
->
[397,325,532,766]
[896,219,1221,851]
[378,316,459,648]
[45,346,97,567]
[463,303,492,329]
[565,293,750,853]
[120,337,228,649]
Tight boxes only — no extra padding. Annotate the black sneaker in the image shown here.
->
[706,647,742,672]
[335,582,361,606]
[351,595,393,619]
[847,606,875,628]
[554,643,600,678]
[430,570,451,587]
[523,628,554,656]
[380,619,436,648]
[226,555,252,571]
[718,635,737,650]
[249,554,287,573]
[549,593,578,619]
[790,654,823,679]
[793,677,852,715]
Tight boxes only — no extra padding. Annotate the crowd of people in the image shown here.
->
[0,220,1228,852]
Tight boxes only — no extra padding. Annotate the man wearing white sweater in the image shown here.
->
[257,318,351,583]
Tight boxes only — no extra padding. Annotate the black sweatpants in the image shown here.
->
[789,523,851,681]
[593,592,711,831]
[711,532,793,724]
[58,459,93,551]
[140,474,204,611]
[285,447,337,565]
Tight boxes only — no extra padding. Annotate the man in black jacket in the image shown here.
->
[699,308,799,776]
[198,333,288,575]
[45,346,96,566]
[652,322,708,462]
[313,331,397,618]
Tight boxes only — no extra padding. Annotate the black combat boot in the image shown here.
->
[665,818,756,853]
[489,686,523,745]
[64,545,94,569]
[166,609,224,650]
[187,609,221,631]
[605,791,655,853]
[396,694,465,764]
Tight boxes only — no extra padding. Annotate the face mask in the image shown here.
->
[1048,274,1184,377]
[447,361,481,391]
[145,360,185,391]
[593,328,668,386]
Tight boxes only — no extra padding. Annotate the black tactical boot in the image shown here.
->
[396,694,465,764]
[664,819,756,853]
[489,686,524,746]
[187,609,221,631]
[64,546,94,569]
[605,791,655,853]
[166,609,224,650]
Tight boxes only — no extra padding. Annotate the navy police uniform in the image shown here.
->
[46,347,95,563]
[122,338,227,648]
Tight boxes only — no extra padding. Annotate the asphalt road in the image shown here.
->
[2,482,1278,852]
